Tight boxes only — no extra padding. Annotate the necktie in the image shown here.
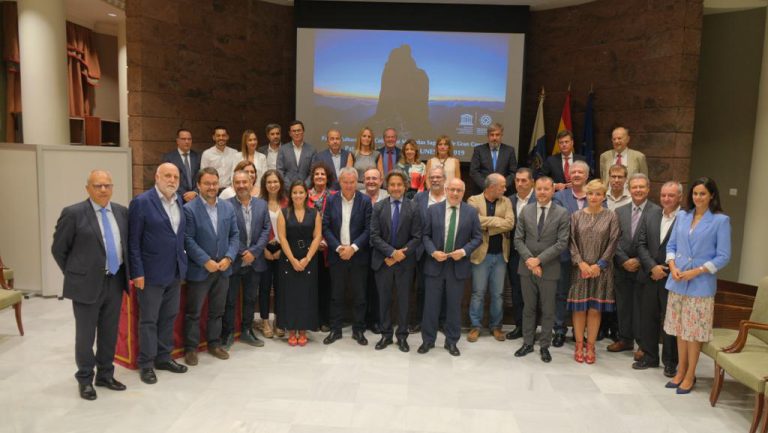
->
[492,148,498,171]
[563,157,570,182]
[631,206,641,237]
[388,149,394,175]
[390,200,400,246]
[616,153,623,166]
[100,207,120,275]
[182,153,192,188]
[538,206,546,237]
[445,206,457,252]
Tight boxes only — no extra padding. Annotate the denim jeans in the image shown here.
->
[470,253,506,328]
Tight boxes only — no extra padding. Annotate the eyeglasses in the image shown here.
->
[200,182,219,188]
[90,184,113,190]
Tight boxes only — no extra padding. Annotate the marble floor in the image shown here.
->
[0,296,756,433]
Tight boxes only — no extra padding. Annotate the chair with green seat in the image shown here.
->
[0,255,23,336]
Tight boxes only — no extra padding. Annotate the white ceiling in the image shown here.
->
[65,0,124,36]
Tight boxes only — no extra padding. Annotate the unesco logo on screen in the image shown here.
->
[480,114,492,127]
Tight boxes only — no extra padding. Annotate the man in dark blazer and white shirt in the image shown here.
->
[323,167,373,345]
[378,127,401,177]
[506,167,537,340]
[541,130,587,191]
[370,171,422,352]
[419,178,482,356]
[51,169,129,400]
[312,128,353,190]
[161,128,201,203]
[469,122,517,192]
[277,120,316,186]
[128,163,189,385]
[512,176,570,363]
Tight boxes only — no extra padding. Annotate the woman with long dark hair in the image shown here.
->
[257,169,287,338]
[307,162,337,332]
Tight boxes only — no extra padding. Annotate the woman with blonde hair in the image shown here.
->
[425,135,461,183]
[352,127,380,188]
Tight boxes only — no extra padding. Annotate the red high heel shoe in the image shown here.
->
[288,330,298,346]
[298,331,308,346]
[585,343,596,364]
[574,341,585,363]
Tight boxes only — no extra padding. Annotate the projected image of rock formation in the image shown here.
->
[366,44,434,138]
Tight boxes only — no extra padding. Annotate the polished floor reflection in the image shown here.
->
[0,297,755,433]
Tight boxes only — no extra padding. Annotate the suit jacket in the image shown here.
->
[162,149,201,196]
[183,197,240,282]
[412,190,444,259]
[614,201,660,267]
[636,205,675,284]
[514,202,570,280]
[322,192,372,266]
[369,197,422,271]
[541,153,587,184]
[599,148,648,183]
[312,148,351,190]
[509,191,537,223]
[277,142,316,186]
[469,143,517,191]
[51,199,129,304]
[665,210,731,297]
[422,201,482,280]
[127,189,187,287]
[227,196,271,273]
[377,146,402,175]
[466,193,515,264]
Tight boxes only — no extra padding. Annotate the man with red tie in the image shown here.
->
[542,130,587,191]
[378,128,401,178]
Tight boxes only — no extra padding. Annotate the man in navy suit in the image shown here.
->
[161,129,201,203]
[322,167,373,345]
[222,170,271,349]
[312,128,352,190]
[128,163,189,385]
[469,122,517,192]
[541,130,587,191]
[370,171,422,352]
[51,169,129,400]
[182,167,239,365]
[378,127,401,177]
[418,178,482,356]
[506,168,537,340]
[277,120,316,186]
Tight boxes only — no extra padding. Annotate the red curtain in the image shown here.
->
[2,1,20,142]
[66,21,100,118]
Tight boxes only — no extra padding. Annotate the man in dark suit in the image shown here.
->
[506,167,537,340]
[541,129,587,191]
[128,163,189,385]
[161,128,201,203]
[419,178,482,356]
[370,171,422,352]
[512,176,570,363]
[322,167,373,345]
[610,173,659,359]
[469,122,517,192]
[258,123,282,171]
[222,170,271,349]
[634,181,681,377]
[312,128,352,190]
[277,120,316,186]
[51,169,129,400]
[378,127,401,177]
[183,167,239,365]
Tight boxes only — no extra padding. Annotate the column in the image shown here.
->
[117,20,128,148]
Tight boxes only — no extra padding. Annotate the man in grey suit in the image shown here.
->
[370,171,422,352]
[51,169,129,400]
[277,120,316,186]
[512,176,570,362]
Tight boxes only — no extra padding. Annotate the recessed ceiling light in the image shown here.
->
[107,12,117,17]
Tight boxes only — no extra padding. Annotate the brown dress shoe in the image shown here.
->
[208,346,230,360]
[607,340,633,352]
[492,328,506,342]
[261,320,274,339]
[184,350,198,366]
[634,349,644,361]
[467,328,480,342]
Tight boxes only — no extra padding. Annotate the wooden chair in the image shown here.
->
[0,255,23,336]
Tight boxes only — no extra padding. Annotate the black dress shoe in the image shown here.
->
[369,323,382,335]
[79,383,97,400]
[552,333,566,348]
[140,368,157,384]
[514,344,534,357]
[323,331,342,345]
[397,339,410,353]
[664,365,677,378]
[375,336,393,350]
[444,342,460,357]
[408,324,421,334]
[417,342,434,354]
[506,327,523,340]
[632,357,660,370]
[540,347,552,363]
[155,360,188,374]
[94,377,127,391]
[352,330,368,346]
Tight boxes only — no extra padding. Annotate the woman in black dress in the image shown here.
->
[277,181,323,346]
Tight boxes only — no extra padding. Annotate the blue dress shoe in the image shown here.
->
[676,378,697,394]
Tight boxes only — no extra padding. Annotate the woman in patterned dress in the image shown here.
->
[396,139,426,199]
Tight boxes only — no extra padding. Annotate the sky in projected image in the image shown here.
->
[314,29,508,102]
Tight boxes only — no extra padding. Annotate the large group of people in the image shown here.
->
[51,121,731,402]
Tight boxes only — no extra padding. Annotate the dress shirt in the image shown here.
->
[536,201,552,223]
[428,191,446,207]
[515,190,533,216]
[203,197,219,235]
[339,193,358,251]
[606,191,631,211]
[201,145,240,188]
[266,146,279,170]
[444,203,461,251]
[330,151,342,176]
[292,143,303,165]
[89,199,123,268]
[572,190,587,210]
[155,185,180,234]
[661,206,680,244]
[614,150,628,167]
[561,153,573,173]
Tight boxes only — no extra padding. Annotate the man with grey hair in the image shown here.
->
[469,122,518,192]
[634,180,681,376]
[599,126,648,183]
[378,127,401,177]
[466,173,514,342]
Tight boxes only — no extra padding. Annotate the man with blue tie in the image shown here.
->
[161,129,201,203]
[419,178,482,356]
[378,128,401,178]
[182,167,239,365]
[469,122,517,193]
[52,170,129,400]
[312,128,353,190]
[222,170,271,349]
[128,163,189,385]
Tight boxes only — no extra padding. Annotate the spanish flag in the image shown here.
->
[552,85,572,155]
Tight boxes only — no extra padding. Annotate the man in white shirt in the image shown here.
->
[606,164,631,210]
[258,124,282,171]
[200,126,240,190]
[277,120,316,186]
[599,126,648,183]
[506,168,536,340]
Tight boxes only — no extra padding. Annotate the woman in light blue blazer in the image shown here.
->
[664,177,731,394]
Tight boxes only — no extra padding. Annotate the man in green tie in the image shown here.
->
[418,178,482,356]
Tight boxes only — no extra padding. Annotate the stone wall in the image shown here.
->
[126,0,295,194]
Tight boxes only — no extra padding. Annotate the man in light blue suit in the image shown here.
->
[418,178,482,357]
[128,163,189,385]
[182,167,239,365]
